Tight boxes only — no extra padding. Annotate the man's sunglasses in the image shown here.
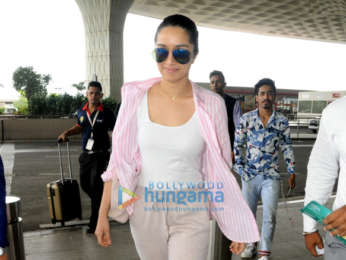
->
[153,48,191,64]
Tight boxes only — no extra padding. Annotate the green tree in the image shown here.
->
[13,96,29,116]
[72,81,86,93]
[29,95,47,117]
[12,66,51,100]
[103,96,119,112]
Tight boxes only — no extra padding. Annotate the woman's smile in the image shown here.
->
[163,67,179,73]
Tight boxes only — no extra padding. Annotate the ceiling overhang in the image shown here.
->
[130,0,346,44]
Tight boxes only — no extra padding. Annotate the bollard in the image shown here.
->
[6,196,25,260]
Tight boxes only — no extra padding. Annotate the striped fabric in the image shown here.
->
[101,78,260,243]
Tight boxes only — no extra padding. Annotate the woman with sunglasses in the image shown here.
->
[95,14,259,259]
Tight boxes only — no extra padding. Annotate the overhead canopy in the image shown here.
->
[130,0,346,44]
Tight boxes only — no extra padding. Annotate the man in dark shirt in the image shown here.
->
[0,156,9,260]
[209,70,241,151]
[58,81,116,233]
[209,70,242,259]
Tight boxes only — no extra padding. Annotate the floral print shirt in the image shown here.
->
[233,109,295,181]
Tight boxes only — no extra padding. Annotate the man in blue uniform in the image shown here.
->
[58,81,116,233]
[0,156,9,260]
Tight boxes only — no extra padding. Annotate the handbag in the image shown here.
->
[108,177,129,223]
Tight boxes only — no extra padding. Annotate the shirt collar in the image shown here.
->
[255,108,276,127]
[82,102,104,115]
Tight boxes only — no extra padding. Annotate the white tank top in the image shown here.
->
[137,91,205,190]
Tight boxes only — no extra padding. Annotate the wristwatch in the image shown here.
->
[0,247,4,256]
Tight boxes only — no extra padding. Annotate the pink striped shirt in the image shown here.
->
[102,77,260,242]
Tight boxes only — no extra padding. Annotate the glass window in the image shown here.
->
[312,100,328,114]
[298,101,312,113]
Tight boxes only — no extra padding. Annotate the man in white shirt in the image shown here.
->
[303,96,346,259]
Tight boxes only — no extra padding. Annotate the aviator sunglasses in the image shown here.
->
[153,48,191,64]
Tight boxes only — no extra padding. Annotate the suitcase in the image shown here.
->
[46,140,82,224]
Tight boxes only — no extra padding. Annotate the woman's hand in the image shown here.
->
[229,241,245,255]
[95,216,112,248]
[95,181,113,247]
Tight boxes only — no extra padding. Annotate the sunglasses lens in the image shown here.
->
[173,49,190,64]
[154,48,169,63]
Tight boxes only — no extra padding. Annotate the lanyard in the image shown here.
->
[86,110,100,139]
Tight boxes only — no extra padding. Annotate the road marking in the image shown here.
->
[0,143,15,194]
[279,194,336,206]
[39,173,61,176]
[257,195,336,208]
[292,144,314,147]
[44,155,79,159]
[14,148,80,154]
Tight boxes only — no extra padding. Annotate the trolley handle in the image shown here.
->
[57,142,64,181]
[57,138,73,181]
[66,141,73,179]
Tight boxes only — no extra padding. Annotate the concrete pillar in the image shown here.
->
[75,0,134,101]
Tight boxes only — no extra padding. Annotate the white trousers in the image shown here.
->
[129,187,210,260]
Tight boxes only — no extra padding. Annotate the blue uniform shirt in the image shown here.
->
[76,103,116,152]
[0,156,9,247]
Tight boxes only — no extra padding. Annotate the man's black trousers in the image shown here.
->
[79,151,110,232]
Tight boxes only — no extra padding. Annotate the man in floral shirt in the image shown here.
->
[233,78,295,260]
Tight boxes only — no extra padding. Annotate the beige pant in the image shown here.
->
[129,187,210,260]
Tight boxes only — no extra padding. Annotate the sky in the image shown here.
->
[1,0,346,100]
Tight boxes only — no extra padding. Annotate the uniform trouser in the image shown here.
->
[241,175,280,254]
[325,232,346,260]
[79,151,110,231]
[129,186,210,260]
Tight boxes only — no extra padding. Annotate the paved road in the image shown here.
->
[1,141,89,231]
[1,137,316,232]
[23,199,331,260]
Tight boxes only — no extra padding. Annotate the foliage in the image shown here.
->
[18,87,118,118]
[72,82,86,92]
[102,97,119,112]
[12,66,51,100]
[71,94,87,115]
[28,93,88,118]
[13,96,29,116]
[28,95,47,116]
[0,107,4,114]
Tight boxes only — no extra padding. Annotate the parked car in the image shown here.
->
[308,118,320,133]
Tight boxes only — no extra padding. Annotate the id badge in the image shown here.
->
[86,138,94,151]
